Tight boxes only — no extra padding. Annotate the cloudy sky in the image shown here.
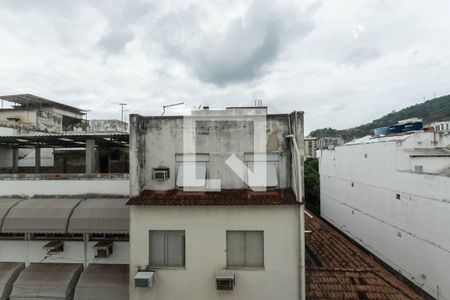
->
[1,0,450,134]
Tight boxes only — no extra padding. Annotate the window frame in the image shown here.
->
[244,153,280,189]
[226,230,265,269]
[175,154,209,189]
[148,230,186,268]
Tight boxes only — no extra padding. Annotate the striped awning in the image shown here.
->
[1,198,82,233]
[68,198,129,233]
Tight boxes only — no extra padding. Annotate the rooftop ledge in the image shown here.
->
[0,173,129,181]
[127,188,300,206]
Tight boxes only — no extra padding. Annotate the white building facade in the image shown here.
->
[319,132,450,300]
[128,108,305,300]
[430,120,450,132]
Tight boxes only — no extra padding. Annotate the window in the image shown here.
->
[244,153,279,188]
[227,231,264,268]
[0,233,25,240]
[149,230,185,267]
[30,233,83,241]
[89,233,129,241]
[175,154,208,188]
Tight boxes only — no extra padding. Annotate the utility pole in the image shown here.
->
[118,103,127,131]
[84,109,90,132]
[84,109,90,121]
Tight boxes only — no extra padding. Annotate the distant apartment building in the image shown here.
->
[319,131,450,300]
[430,120,450,132]
[0,94,129,175]
[318,137,344,149]
[0,94,128,135]
[127,107,305,300]
[304,136,318,158]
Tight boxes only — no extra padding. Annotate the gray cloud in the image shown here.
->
[98,27,135,54]
[95,0,154,55]
[342,47,382,66]
[1,0,450,134]
[149,0,318,86]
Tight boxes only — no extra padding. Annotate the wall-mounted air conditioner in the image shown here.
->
[42,241,64,254]
[152,168,170,181]
[216,270,235,290]
[93,241,114,258]
[134,271,156,288]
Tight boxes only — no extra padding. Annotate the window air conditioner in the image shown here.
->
[134,271,156,288]
[152,168,170,181]
[42,240,64,254]
[93,241,114,258]
[216,270,235,290]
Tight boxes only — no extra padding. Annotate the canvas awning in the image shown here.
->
[2,198,82,233]
[0,199,22,231]
[74,264,128,300]
[10,263,83,300]
[68,198,129,233]
[0,262,25,300]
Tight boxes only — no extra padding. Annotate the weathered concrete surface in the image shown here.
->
[130,109,305,195]
[89,119,128,133]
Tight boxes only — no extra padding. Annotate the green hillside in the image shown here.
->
[310,94,450,141]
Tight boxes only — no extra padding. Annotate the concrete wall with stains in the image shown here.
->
[129,108,304,196]
[89,119,128,133]
[319,132,450,300]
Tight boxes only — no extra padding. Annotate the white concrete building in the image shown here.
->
[128,107,305,300]
[319,131,450,300]
[430,120,450,132]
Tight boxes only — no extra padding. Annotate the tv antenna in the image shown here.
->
[162,102,184,116]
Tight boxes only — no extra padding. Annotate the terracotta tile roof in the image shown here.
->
[306,212,426,300]
[127,189,299,206]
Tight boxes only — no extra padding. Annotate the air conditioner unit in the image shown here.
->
[42,241,64,254]
[152,168,170,181]
[216,270,235,290]
[134,271,156,288]
[93,241,113,258]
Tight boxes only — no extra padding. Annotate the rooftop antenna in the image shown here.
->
[161,102,184,116]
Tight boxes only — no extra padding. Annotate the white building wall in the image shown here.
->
[0,110,37,124]
[130,205,300,300]
[319,132,450,300]
[0,127,16,135]
[0,178,129,197]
